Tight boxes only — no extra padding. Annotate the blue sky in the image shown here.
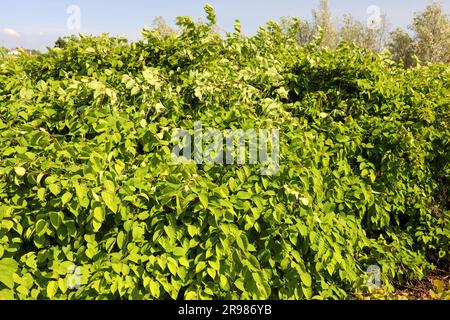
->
[1,0,449,50]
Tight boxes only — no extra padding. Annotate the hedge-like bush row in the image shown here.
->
[0,6,448,299]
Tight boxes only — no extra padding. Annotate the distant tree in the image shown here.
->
[339,14,364,44]
[279,0,335,47]
[279,0,450,66]
[54,37,67,49]
[363,13,389,52]
[312,0,336,48]
[410,2,450,64]
[388,28,416,67]
[191,16,221,35]
[338,13,389,52]
[279,17,316,45]
[152,16,176,37]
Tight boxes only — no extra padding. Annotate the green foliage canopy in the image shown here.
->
[0,6,449,300]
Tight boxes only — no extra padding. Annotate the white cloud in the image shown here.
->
[2,28,21,37]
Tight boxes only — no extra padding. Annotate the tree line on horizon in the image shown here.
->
[6,1,450,68]
[278,0,450,68]
[149,0,450,68]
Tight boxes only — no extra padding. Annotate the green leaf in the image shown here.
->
[185,290,198,300]
[35,220,48,236]
[117,231,126,250]
[74,183,87,200]
[14,167,26,176]
[93,206,105,222]
[167,260,177,275]
[236,234,249,251]
[49,183,61,196]
[92,220,102,232]
[204,4,217,24]
[103,180,116,192]
[195,261,207,273]
[49,212,62,229]
[187,225,200,237]
[0,289,14,300]
[37,188,46,202]
[164,225,176,240]
[0,258,18,289]
[47,281,58,299]
[61,192,72,205]
[220,275,229,290]
[300,271,312,287]
[149,280,160,298]
[173,247,186,257]
[199,193,208,208]
[237,191,252,200]
[207,267,216,279]
[58,278,68,294]
[131,86,140,96]
[102,191,118,213]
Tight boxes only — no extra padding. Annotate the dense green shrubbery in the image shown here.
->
[0,48,10,61]
[0,7,448,299]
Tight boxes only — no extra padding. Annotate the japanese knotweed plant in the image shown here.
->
[0,6,448,300]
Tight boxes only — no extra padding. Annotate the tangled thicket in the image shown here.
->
[0,6,449,299]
